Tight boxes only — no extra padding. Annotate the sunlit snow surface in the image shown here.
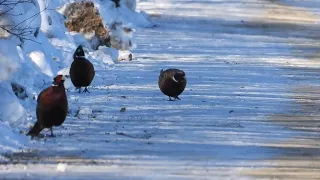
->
[1,0,320,179]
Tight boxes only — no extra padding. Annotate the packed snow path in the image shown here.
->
[2,0,320,179]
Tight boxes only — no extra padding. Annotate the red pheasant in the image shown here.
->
[70,45,95,93]
[27,75,68,137]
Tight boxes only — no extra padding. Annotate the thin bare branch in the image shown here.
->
[0,0,49,43]
[0,25,41,43]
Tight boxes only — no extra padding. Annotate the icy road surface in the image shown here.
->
[1,0,320,179]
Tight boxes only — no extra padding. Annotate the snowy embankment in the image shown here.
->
[0,0,153,156]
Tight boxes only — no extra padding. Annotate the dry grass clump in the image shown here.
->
[63,1,110,49]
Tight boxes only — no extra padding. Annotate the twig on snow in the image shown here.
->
[116,132,152,139]
[115,126,160,139]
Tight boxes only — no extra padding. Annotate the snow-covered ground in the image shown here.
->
[1,0,320,179]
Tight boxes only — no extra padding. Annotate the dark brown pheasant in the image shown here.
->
[27,75,68,137]
[70,45,95,93]
[158,68,187,101]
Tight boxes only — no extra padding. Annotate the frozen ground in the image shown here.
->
[1,0,320,179]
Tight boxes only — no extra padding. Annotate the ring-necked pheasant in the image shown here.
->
[158,68,187,101]
[27,75,68,137]
[70,45,95,93]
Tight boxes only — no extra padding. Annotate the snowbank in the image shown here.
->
[0,0,153,157]
[0,40,35,156]
[57,0,153,60]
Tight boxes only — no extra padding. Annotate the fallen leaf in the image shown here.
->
[120,107,126,112]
